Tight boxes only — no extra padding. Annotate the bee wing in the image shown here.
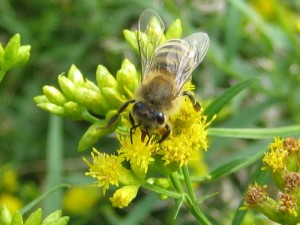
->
[138,9,165,79]
[174,32,210,95]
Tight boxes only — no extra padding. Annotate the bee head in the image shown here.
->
[132,101,165,129]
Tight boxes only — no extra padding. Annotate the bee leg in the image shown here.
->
[143,129,151,145]
[102,99,136,129]
[129,113,140,144]
[158,123,171,143]
[182,91,201,111]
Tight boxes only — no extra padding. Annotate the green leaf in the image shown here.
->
[41,210,62,225]
[42,217,69,225]
[208,125,300,139]
[204,78,259,120]
[203,152,263,182]
[20,184,70,215]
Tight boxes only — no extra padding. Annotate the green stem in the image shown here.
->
[169,172,184,193]
[182,165,212,225]
[0,67,8,82]
[142,182,182,199]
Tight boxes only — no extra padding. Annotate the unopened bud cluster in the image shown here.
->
[0,34,31,82]
[242,137,300,224]
[34,59,139,151]
[0,205,69,225]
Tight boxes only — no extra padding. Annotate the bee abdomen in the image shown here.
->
[151,39,192,74]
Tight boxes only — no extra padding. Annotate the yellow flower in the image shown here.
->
[63,186,99,215]
[117,129,157,173]
[0,194,23,214]
[262,142,288,173]
[83,148,126,194]
[109,185,139,208]
[269,137,284,151]
[1,165,19,193]
[160,97,213,166]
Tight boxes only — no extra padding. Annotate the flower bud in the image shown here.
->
[10,212,23,225]
[147,16,165,43]
[77,121,110,152]
[116,59,139,97]
[123,30,139,53]
[0,205,12,225]
[24,208,42,225]
[101,87,124,108]
[67,64,85,86]
[109,185,139,208]
[42,210,69,225]
[3,34,21,65]
[37,103,65,116]
[96,65,118,89]
[58,75,77,100]
[165,19,182,40]
[42,85,67,106]
[33,95,50,104]
[74,87,109,115]
[14,45,31,67]
[2,34,31,70]
[63,101,87,120]
[85,79,100,92]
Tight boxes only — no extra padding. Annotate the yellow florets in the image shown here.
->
[83,148,125,194]
[117,129,157,173]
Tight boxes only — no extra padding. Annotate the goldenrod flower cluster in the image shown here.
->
[242,137,300,224]
[35,15,212,209]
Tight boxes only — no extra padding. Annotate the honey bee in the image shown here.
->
[106,9,209,144]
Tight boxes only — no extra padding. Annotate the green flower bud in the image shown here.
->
[14,45,31,67]
[46,217,69,225]
[3,34,21,66]
[42,210,64,224]
[101,87,124,108]
[96,65,118,89]
[165,19,182,40]
[33,95,49,104]
[37,103,65,116]
[78,121,110,152]
[58,75,77,100]
[3,34,31,70]
[84,78,100,92]
[24,208,42,225]
[42,85,67,106]
[0,205,12,225]
[116,59,139,97]
[67,64,84,86]
[74,87,109,115]
[10,212,23,225]
[63,101,98,122]
[154,178,170,189]
[123,29,139,53]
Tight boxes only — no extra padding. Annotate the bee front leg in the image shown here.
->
[182,91,201,111]
[129,113,141,144]
[102,99,136,129]
[158,123,171,143]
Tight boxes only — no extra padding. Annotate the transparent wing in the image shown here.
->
[174,32,210,95]
[138,9,165,79]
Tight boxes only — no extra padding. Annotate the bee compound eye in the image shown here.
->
[156,112,165,125]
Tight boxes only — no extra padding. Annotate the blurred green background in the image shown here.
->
[0,0,299,224]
